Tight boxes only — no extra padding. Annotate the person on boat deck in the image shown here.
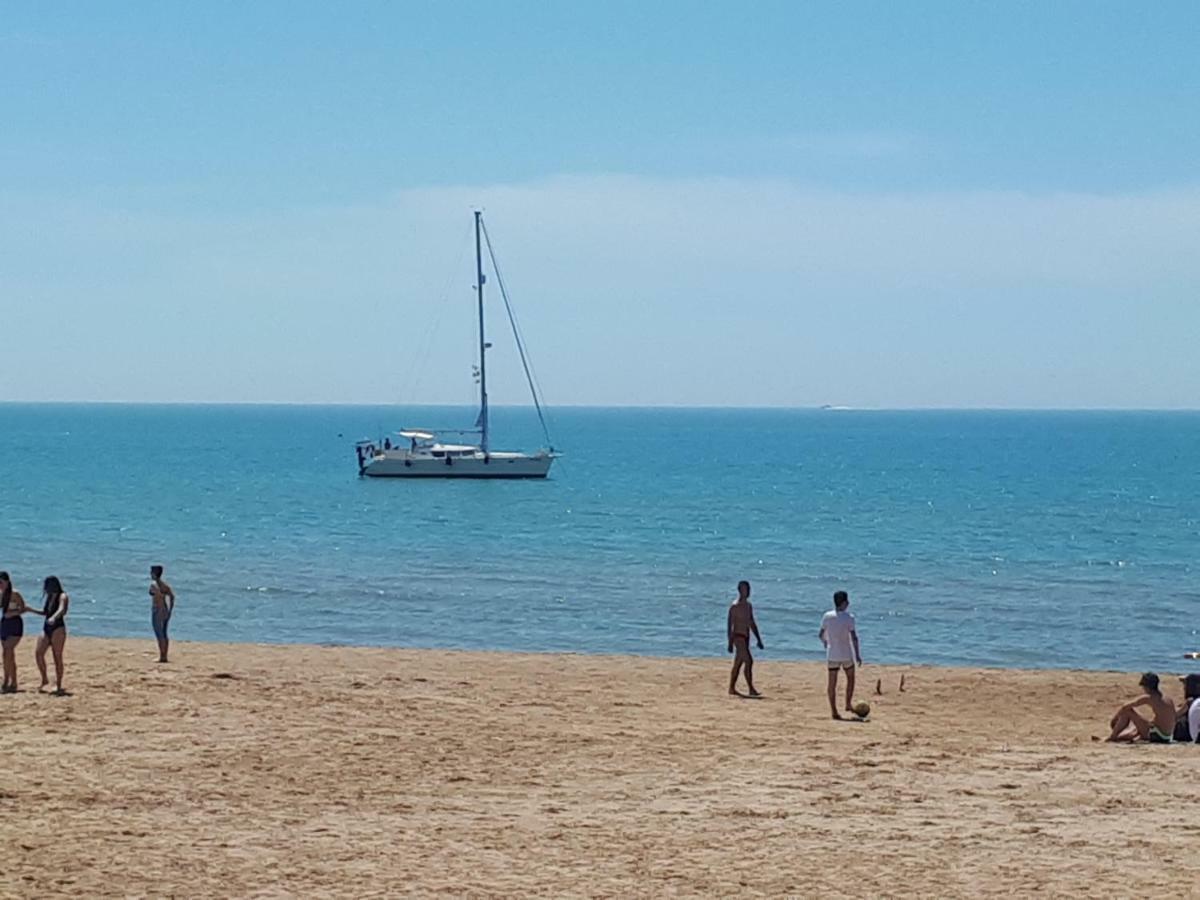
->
[1176,673,1200,743]
[727,580,763,697]
[384,438,392,450]
[1106,672,1177,743]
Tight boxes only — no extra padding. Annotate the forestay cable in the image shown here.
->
[479,218,554,449]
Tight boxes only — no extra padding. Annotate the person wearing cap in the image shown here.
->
[1106,672,1177,743]
[1174,674,1200,743]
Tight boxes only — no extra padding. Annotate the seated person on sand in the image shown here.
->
[1106,672,1177,743]
[1176,673,1200,744]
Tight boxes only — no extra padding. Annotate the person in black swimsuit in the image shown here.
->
[35,575,70,695]
[1,571,33,693]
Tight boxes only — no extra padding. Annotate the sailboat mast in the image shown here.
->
[475,210,489,453]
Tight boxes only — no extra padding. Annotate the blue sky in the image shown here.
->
[2,2,1198,407]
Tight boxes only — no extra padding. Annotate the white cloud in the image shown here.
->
[736,131,929,160]
[2,175,1198,407]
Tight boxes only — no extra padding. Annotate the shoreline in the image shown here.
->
[56,629,1200,677]
[6,638,1200,897]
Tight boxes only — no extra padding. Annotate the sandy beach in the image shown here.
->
[2,638,1198,897]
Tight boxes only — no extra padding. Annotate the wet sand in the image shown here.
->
[3,638,1199,897]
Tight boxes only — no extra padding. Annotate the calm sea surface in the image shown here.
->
[1,404,1197,671]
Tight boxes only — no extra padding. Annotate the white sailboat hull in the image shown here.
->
[362,449,554,479]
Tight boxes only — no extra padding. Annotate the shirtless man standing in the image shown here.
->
[1106,672,1177,743]
[149,565,176,663]
[727,580,764,697]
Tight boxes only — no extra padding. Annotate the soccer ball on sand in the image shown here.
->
[852,700,871,719]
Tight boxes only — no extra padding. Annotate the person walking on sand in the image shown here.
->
[149,565,176,663]
[819,590,862,720]
[1,571,34,693]
[35,576,69,695]
[727,580,763,697]
[1106,672,1176,743]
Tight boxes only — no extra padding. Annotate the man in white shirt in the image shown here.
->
[1176,673,1200,743]
[819,590,863,720]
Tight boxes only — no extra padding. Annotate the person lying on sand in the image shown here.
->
[1106,672,1177,743]
[727,580,763,697]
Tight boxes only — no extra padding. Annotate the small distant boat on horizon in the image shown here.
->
[354,211,557,479]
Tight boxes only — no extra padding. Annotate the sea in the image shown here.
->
[1,403,1197,672]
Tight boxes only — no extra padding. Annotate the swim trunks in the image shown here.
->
[731,634,752,659]
[1148,725,1173,744]
[152,606,171,641]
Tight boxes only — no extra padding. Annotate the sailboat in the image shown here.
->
[354,211,557,479]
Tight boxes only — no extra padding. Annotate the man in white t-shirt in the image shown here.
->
[1176,674,1200,743]
[819,590,862,720]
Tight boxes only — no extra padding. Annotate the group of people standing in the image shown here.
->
[0,564,177,695]
[0,572,70,694]
[726,581,864,718]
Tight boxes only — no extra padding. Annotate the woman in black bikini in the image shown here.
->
[1,571,34,693]
[35,575,69,695]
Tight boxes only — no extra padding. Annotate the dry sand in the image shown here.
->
[2,638,1199,898]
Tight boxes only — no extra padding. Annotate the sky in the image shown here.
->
[2,1,1198,408]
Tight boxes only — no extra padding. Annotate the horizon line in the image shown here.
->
[2,400,1198,413]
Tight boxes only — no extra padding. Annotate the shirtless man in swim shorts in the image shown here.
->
[727,580,763,697]
[149,565,176,663]
[1106,672,1177,743]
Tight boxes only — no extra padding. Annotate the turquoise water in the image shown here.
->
[1,403,1197,670]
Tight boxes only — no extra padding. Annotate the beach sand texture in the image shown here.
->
[3,638,1199,898]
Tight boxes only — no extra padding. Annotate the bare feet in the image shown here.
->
[832,711,843,720]
[729,689,742,697]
